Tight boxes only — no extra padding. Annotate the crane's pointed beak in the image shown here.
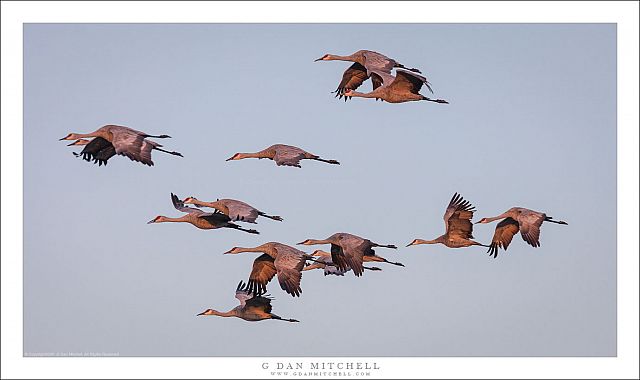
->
[196,312,206,316]
[314,57,323,62]
[147,219,156,224]
[66,141,77,146]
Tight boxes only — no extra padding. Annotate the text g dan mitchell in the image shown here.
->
[262,362,380,370]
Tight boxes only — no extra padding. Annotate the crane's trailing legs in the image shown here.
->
[270,315,299,323]
[421,96,449,104]
[257,212,284,221]
[154,147,184,157]
[371,243,398,249]
[142,134,172,138]
[545,216,568,225]
[310,156,340,165]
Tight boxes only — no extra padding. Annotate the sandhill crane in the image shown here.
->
[303,249,404,276]
[315,50,422,75]
[315,50,422,101]
[298,233,397,277]
[344,69,449,104]
[407,193,489,250]
[68,138,116,166]
[223,242,316,297]
[332,62,431,102]
[183,196,282,224]
[147,193,259,234]
[60,125,183,166]
[197,281,299,323]
[476,207,568,258]
[226,144,340,168]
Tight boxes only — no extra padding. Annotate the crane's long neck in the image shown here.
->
[209,309,236,318]
[158,215,190,223]
[348,91,379,99]
[301,239,332,245]
[237,152,270,160]
[482,212,511,223]
[70,131,103,140]
[232,246,269,254]
[191,199,224,211]
[327,54,356,62]
[412,237,444,245]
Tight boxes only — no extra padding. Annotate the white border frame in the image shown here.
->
[2,1,638,379]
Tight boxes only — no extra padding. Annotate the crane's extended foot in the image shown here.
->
[231,224,259,234]
[313,157,340,165]
[259,212,283,221]
[545,217,568,225]
[373,243,398,249]
[155,147,183,157]
[144,134,171,138]
[422,96,449,104]
[396,63,422,74]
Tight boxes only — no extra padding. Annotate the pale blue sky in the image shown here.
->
[23,23,616,356]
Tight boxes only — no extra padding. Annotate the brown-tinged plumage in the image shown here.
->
[147,193,259,234]
[344,69,448,104]
[298,233,397,277]
[224,242,316,297]
[476,207,568,258]
[226,144,339,168]
[60,125,182,166]
[183,196,282,223]
[407,193,489,250]
[197,281,298,323]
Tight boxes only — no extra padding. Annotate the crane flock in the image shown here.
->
[59,50,567,323]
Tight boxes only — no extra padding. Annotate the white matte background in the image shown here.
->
[2,1,638,379]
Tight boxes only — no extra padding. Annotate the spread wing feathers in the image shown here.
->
[388,69,430,95]
[224,201,259,223]
[235,281,273,313]
[247,254,277,296]
[488,218,520,258]
[93,144,117,165]
[74,137,116,166]
[444,193,476,223]
[234,281,253,306]
[330,244,351,273]
[199,212,234,226]
[519,213,545,248]
[274,252,307,297]
[111,128,159,166]
[370,69,395,88]
[444,193,477,239]
[273,147,307,167]
[171,193,206,215]
[371,72,383,91]
[339,242,366,277]
[361,51,397,74]
[335,62,370,98]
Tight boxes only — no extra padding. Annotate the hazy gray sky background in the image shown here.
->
[24,24,616,356]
